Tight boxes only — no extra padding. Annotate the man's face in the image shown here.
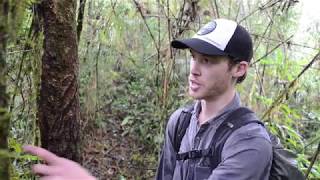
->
[188,49,235,101]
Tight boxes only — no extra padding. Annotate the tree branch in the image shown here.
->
[252,33,318,50]
[239,0,281,23]
[305,141,320,179]
[262,50,320,120]
[251,35,294,65]
[132,0,160,54]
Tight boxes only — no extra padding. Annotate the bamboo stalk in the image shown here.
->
[305,142,320,179]
[262,51,320,120]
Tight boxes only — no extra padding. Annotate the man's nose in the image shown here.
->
[190,60,201,76]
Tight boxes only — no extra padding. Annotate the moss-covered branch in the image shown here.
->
[0,1,10,179]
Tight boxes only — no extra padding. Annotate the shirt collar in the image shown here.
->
[192,92,241,123]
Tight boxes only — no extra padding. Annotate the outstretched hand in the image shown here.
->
[23,145,96,180]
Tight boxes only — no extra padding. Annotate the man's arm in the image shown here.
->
[155,109,182,180]
[23,145,96,180]
[207,124,272,180]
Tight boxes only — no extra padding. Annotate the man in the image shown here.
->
[155,18,272,179]
[23,18,272,180]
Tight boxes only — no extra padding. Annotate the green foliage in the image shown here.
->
[5,0,320,179]
[297,153,320,179]
[80,0,320,178]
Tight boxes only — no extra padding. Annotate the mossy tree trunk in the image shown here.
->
[0,1,10,179]
[39,0,81,162]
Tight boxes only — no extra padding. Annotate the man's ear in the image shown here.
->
[232,61,249,78]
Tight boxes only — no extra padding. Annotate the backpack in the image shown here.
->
[173,106,305,180]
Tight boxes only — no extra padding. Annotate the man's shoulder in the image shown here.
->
[167,108,183,127]
[234,107,270,141]
[225,108,272,148]
[219,107,271,149]
[166,103,195,134]
[221,109,272,163]
[168,102,195,122]
[234,121,270,141]
[167,107,189,129]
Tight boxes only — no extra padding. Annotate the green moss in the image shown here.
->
[0,111,9,180]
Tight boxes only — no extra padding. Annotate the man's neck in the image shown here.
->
[198,89,236,125]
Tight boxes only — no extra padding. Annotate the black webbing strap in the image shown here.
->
[175,107,264,167]
[176,148,212,160]
[173,105,194,153]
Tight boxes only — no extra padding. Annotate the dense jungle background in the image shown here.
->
[0,0,319,179]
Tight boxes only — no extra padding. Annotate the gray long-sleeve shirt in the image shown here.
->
[156,94,272,180]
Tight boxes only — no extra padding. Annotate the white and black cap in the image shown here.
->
[171,19,253,62]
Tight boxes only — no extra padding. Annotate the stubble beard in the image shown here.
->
[189,78,230,101]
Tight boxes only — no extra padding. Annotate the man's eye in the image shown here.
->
[203,58,210,64]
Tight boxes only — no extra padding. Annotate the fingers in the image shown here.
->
[39,176,63,180]
[32,164,59,176]
[23,145,60,165]
[23,145,96,180]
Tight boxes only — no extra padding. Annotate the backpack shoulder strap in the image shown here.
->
[209,107,263,168]
[176,107,264,165]
[173,104,194,153]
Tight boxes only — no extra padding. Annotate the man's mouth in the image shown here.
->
[189,80,201,91]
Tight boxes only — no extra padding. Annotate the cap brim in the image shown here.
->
[171,38,227,56]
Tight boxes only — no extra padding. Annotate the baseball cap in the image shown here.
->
[171,19,253,62]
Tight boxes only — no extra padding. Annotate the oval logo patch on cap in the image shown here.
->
[197,21,217,35]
